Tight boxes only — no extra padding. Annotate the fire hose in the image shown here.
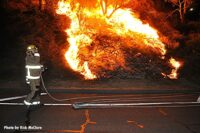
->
[40,74,200,109]
[41,74,78,102]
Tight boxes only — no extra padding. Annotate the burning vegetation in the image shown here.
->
[1,0,200,81]
[56,0,182,80]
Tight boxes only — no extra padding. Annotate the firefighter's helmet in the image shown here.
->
[27,45,38,53]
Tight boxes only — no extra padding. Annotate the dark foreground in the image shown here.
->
[0,92,200,133]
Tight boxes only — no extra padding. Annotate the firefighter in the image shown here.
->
[24,45,43,106]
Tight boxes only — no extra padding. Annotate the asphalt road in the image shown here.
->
[0,92,200,133]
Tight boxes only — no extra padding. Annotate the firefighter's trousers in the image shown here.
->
[26,79,41,102]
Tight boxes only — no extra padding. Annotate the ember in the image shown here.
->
[56,0,182,80]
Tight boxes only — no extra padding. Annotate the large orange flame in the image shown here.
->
[57,1,96,79]
[56,0,181,80]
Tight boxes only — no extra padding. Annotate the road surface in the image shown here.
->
[0,91,200,133]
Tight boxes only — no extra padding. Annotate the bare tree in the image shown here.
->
[165,0,192,22]
[62,0,130,28]
[99,0,129,18]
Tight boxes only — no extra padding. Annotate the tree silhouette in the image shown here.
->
[165,0,192,22]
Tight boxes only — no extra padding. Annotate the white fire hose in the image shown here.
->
[41,74,73,102]
[40,74,200,109]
